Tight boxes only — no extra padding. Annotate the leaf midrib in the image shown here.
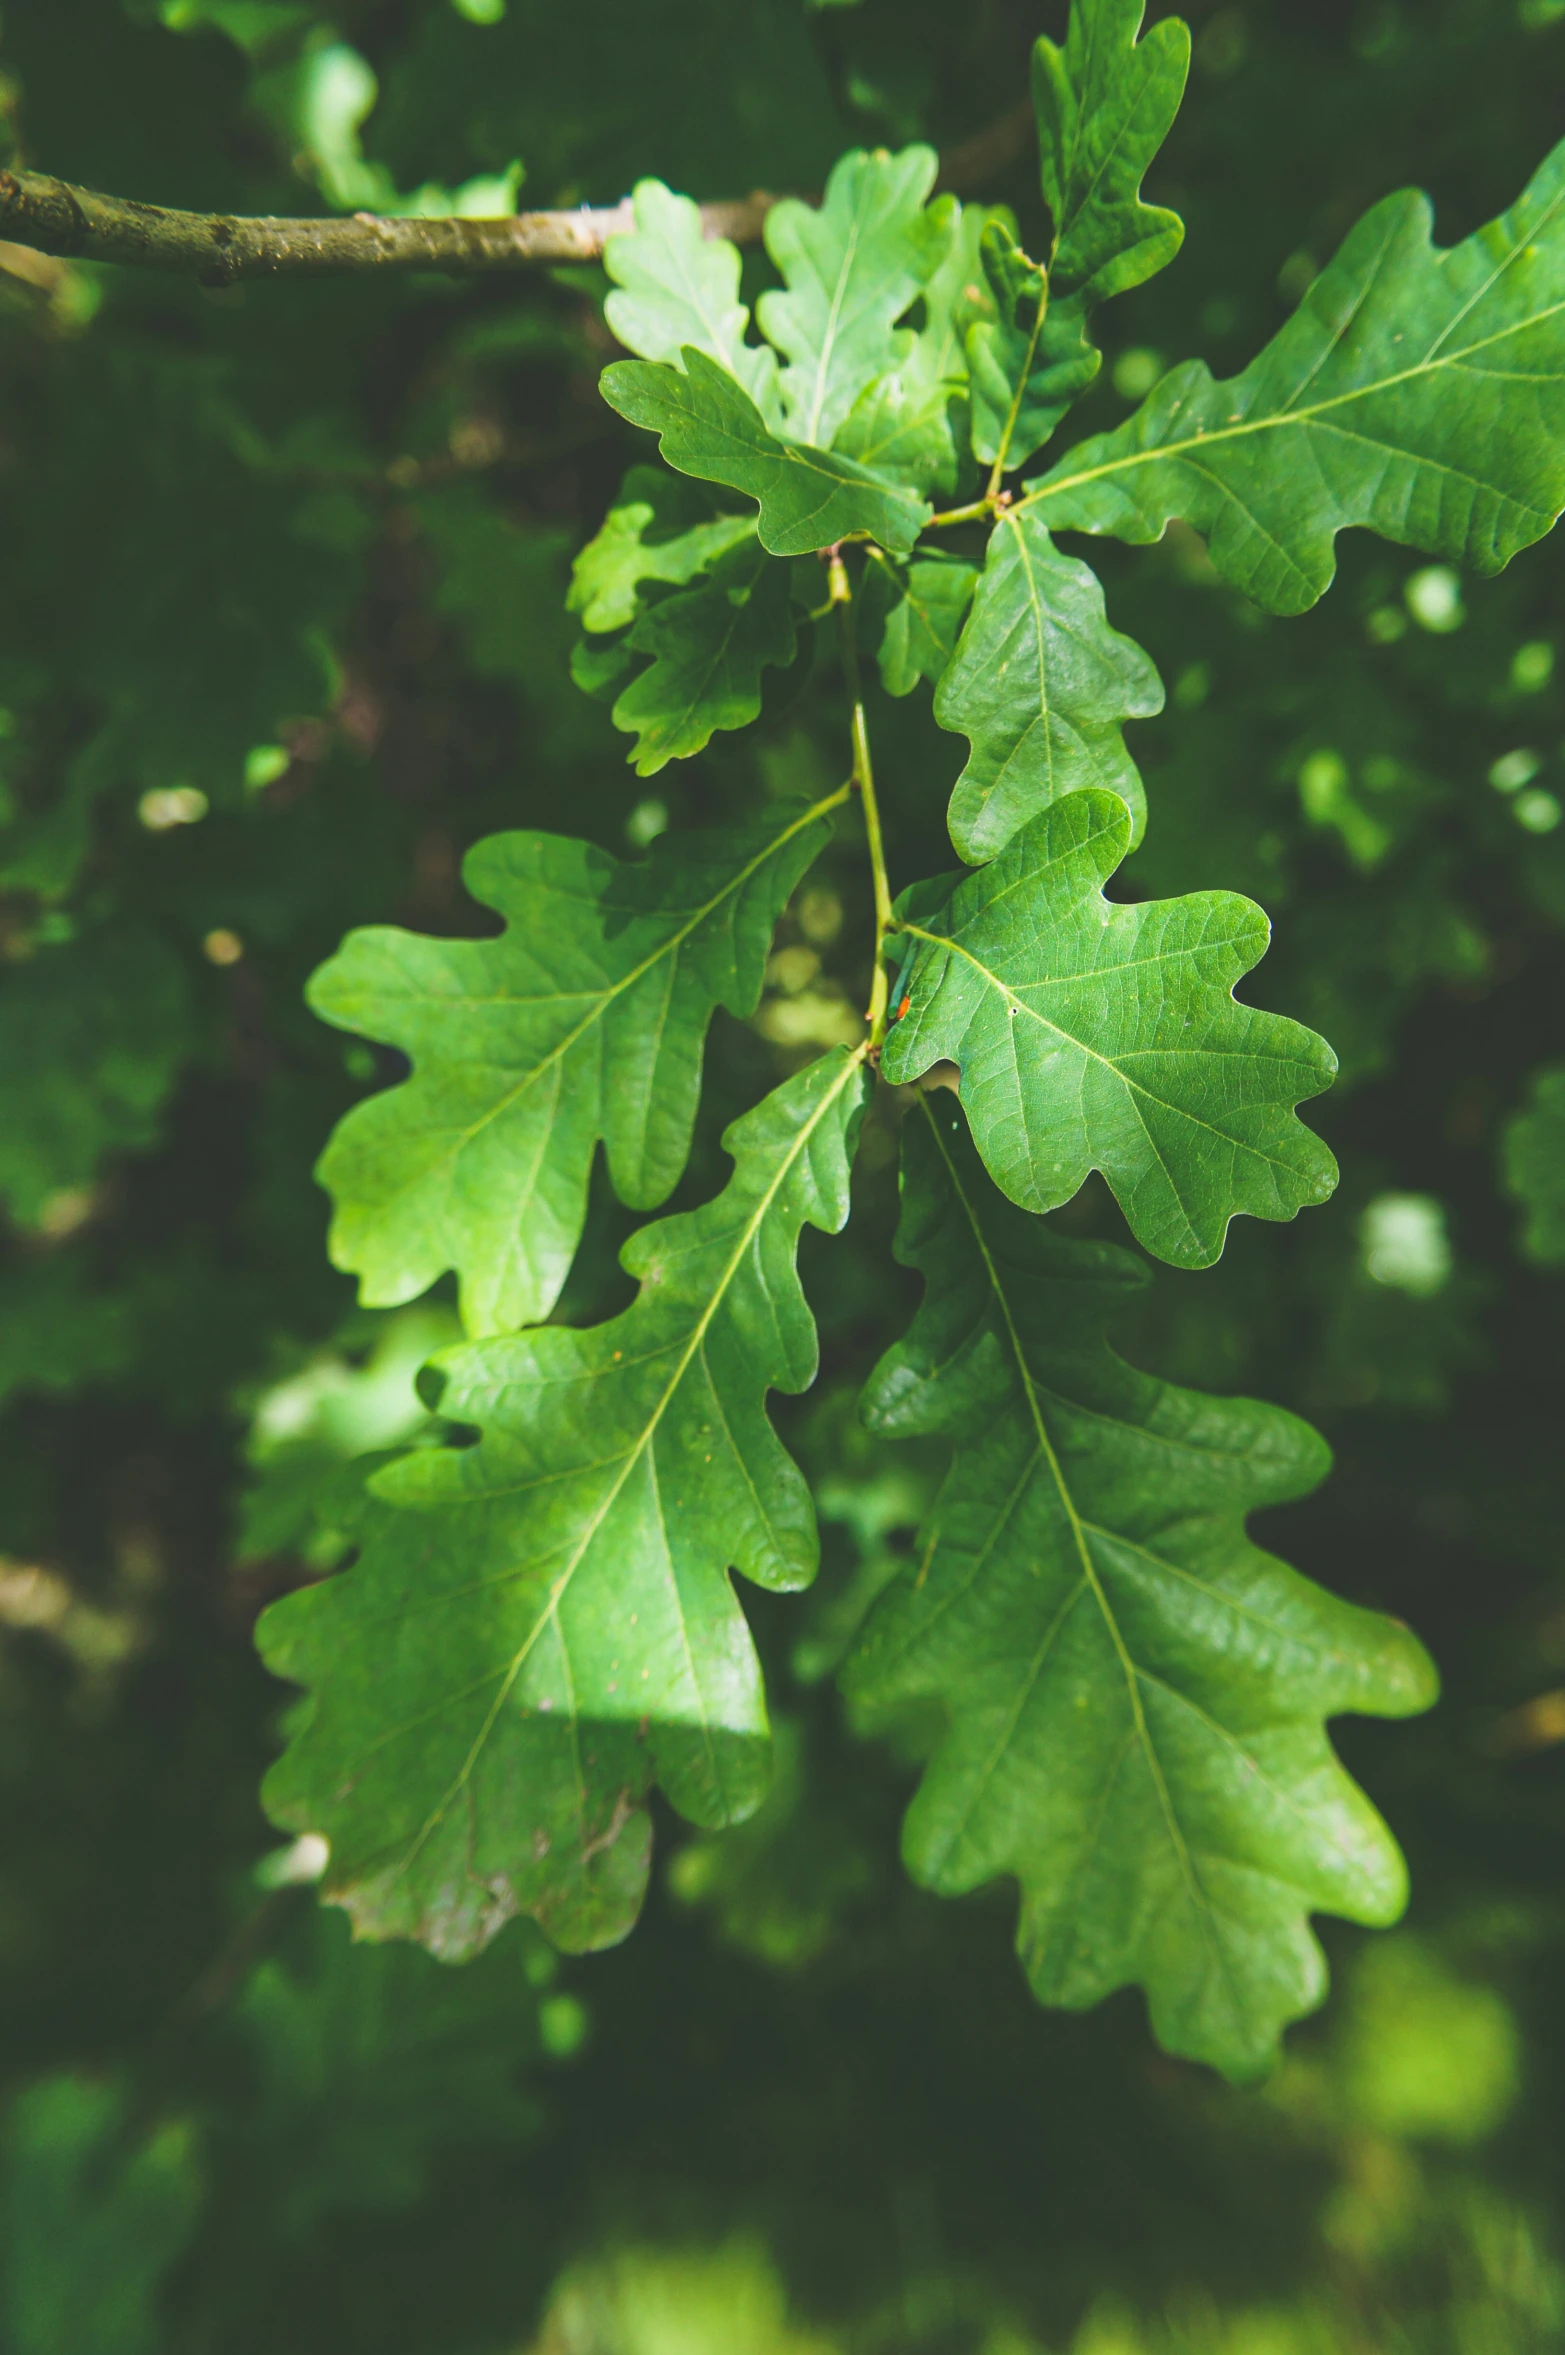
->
[918,1102,1224,1977]
[380,793,845,1178]
[893,914,1315,1192]
[386,1045,868,1888]
[1022,291,1565,515]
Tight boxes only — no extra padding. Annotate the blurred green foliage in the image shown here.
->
[0,0,1564,2348]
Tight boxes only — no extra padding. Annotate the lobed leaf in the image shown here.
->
[934,509,1163,860]
[872,553,978,698]
[917,198,1007,387]
[603,179,780,420]
[879,790,1338,1269]
[567,465,756,637]
[845,1100,1437,2081]
[259,1049,870,1959]
[612,533,797,775]
[758,147,954,448]
[601,349,931,554]
[308,798,840,1337]
[830,203,1005,499]
[965,224,1100,474]
[1033,0,1189,304]
[1501,1065,1565,1264]
[1028,138,1565,612]
[833,361,963,501]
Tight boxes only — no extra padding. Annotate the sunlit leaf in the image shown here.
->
[603,178,781,420]
[259,1050,869,1957]
[879,789,1338,1268]
[758,146,954,448]
[602,349,931,554]
[308,799,840,1336]
[1029,138,1565,612]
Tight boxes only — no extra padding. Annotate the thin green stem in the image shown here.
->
[828,550,893,1039]
[985,270,1050,499]
[925,498,996,530]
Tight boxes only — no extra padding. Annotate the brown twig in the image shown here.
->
[0,103,1035,287]
[0,168,774,285]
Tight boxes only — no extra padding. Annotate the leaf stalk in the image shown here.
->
[829,549,893,1038]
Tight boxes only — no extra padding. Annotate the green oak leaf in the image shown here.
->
[1033,0,1189,304]
[871,553,978,697]
[308,798,841,1337]
[879,790,1338,1269]
[934,509,1163,860]
[830,201,1007,499]
[918,198,1006,384]
[601,349,931,555]
[965,224,1100,473]
[845,1100,1437,2081]
[1502,1065,1565,1264]
[612,534,797,775]
[568,466,756,636]
[757,146,954,448]
[603,179,780,421]
[833,358,962,499]
[1027,137,1565,613]
[258,1048,870,1959]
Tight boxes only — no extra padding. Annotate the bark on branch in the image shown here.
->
[0,104,1033,287]
[0,169,774,284]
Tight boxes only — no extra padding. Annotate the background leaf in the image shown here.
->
[0,925,194,1226]
[260,1050,868,1957]
[309,801,839,1336]
[846,1101,1437,2080]
[880,790,1338,1268]
[1501,1064,1565,1264]
[0,2076,201,2355]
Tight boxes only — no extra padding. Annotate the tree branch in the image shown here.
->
[0,103,1036,287]
[0,169,774,285]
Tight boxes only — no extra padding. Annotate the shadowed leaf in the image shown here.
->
[260,1051,869,1958]
[846,1102,1437,2080]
